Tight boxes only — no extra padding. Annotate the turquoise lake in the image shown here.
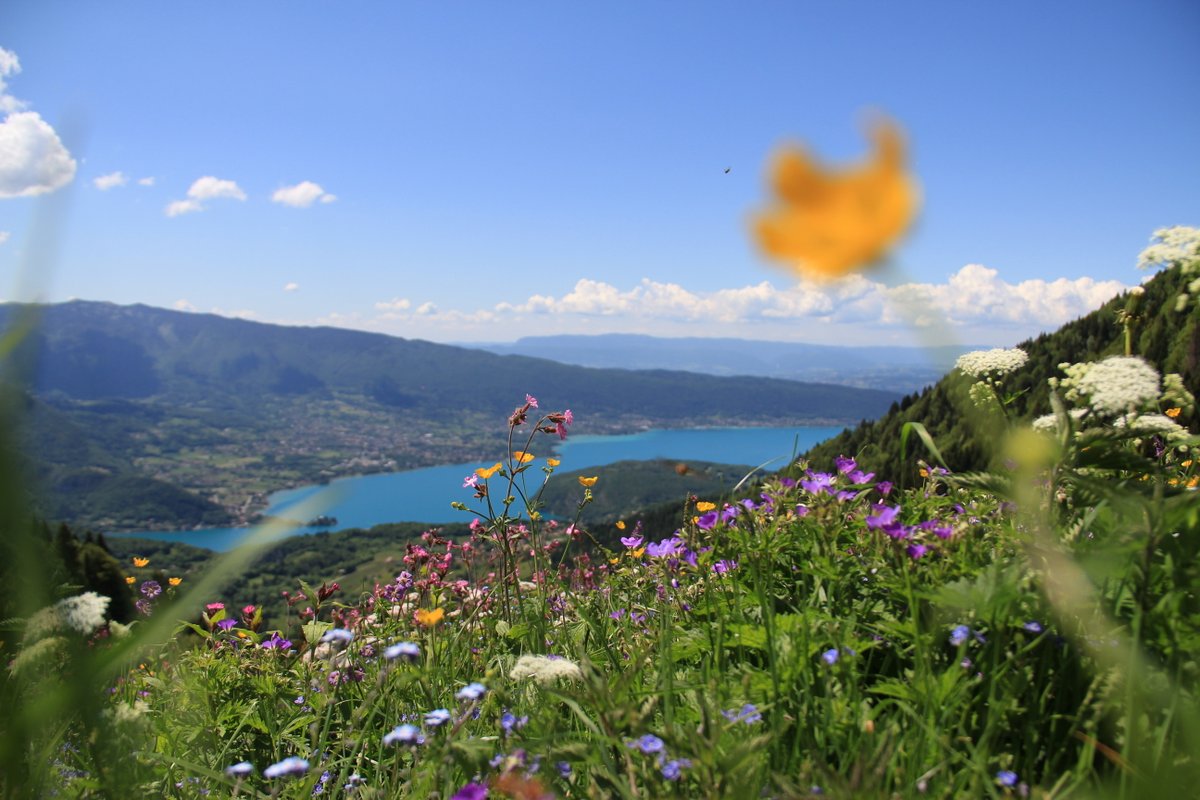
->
[112,425,841,551]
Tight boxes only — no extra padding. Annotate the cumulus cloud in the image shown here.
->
[356,265,1130,345]
[284,282,299,292]
[271,180,335,208]
[165,176,246,216]
[173,299,196,312]
[137,176,155,187]
[93,171,127,190]
[0,231,10,245]
[0,48,77,199]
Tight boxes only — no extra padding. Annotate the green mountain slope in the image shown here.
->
[805,262,1199,481]
[0,301,900,531]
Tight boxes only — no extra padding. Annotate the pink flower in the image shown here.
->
[525,394,538,408]
[206,602,225,612]
[242,605,256,616]
[463,474,479,489]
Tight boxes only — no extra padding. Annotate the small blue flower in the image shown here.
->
[263,756,309,779]
[456,682,487,702]
[660,758,692,781]
[383,724,424,746]
[384,641,420,662]
[949,624,970,646]
[721,703,762,724]
[321,628,354,644]
[424,708,452,727]
[1023,621,1043,634]
[996,769,1018,787]
[821,648,839,665]
[627,734,664,754]
[557,761,572,778]
[224,761,254,777]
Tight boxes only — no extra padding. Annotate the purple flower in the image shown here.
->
[821,648,839,665]
[609,608,626,620]
[847,469,875,485]
[383,724,424,746]
[627,734,664,754]
[950,625,970,646]
[263,756,309,779]
[261,633,292,651]
[425,708,451,727]
[996,770,1018,787]
[451,783,488,800]
[795,504,810,517]
[140,580,162,599]
[384,641,420,662]
[877,481,893,497]
[696,511,719,530]
[720,505,740,523]
[801,472,835,495]
[661,758,692,780]
[500,711,527,733]
[456,682,487,702]
[216,618,238,632]
[135,598,152,616]
[907,543,928,560]
[646,537,682,558]
[721,703,761,724]
[835,455,857,474]
[557,761,572,777]
[865,504,900,530]
[1023,621,1043,634]
[620,535,644,548]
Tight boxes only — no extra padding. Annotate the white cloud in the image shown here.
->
[137,176,155,187]
[165,198,203,217]
[187,176,245,201]
[0,231,10,245]
[93,171,127,190]
[374,297,411,311]
[210,306,257,320]
[271,180,335,208]
[284,282,299,292]
[173,299,196,311]
[351,265,1130,346]
[165,175,246,216]
[0,47,76,198]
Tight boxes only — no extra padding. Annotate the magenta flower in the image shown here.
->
[451,783,488,800]
[525,394,538,409]
[463,474,479,489]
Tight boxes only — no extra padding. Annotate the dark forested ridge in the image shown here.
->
[805,264,1200,481]
[0,301,900,531]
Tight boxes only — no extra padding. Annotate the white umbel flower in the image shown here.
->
[25,592,110,641]
[1076,356,1161,416]
[1113,413,1189,441]
[1137,226,1200,274]
[509,654,583,684]
[955,348,1029,378]
[1032,408,1089,432]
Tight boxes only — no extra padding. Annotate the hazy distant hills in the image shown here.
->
[468,334,975,393]
[0,301,901,531]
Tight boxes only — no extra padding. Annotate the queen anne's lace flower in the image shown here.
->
[509,654,583,684]
[1137,226,1200,274]
[955,348,1029,378]
[25,592,110,641]
[1076,356,1161,416]
[1032,408,1089,432]
[1113,413,1189,441]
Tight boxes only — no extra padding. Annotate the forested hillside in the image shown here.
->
[806,261,1199,481]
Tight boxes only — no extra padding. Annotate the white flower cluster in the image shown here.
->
[1075,356,1161,416]
[24,591,110,641]
[1138,226,1200,312]
[1032,408,1089,432]
[509,654,583,685]
[1113,413,1189,442]
[955,348,1029,379]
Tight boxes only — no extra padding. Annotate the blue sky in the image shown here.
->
[0,1,1196,346]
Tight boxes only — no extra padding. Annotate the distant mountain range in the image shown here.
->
[465,334,977,393]
[0,301,902,531]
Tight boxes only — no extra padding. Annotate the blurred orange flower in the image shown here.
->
[546,457,561,467]
[125,576,136,585]
[1166,407,1182,418]
[615,520,626,530]
[512,451,535,464]
[133,557,149,567]
[416,608,445,627]
[169,577,182,586]
[696,501,716,512]
[475,462,502,479]
[753,115,918,279]
[578,476,598,487]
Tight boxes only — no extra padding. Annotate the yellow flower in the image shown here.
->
[753,115,918,279]
[475,462,502,479]
[609,557,620,565]
[546,457,561,467]
[1166,407,1182,418]
[632,547,645,558]
[578,476,599,487]
[132,557,149,567]
[125,576,136,585]
[416,608,445,627]
[696,501,716,512]
[615,520,626,530]
[512,451,535,464]
[1187,476,1198,488]
[168,577,182,587]
[1182,459,1194,467]
[918,468,930,478]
